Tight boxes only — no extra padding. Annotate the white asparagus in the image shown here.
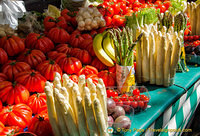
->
[93,98,109,136]
[187,2,191,21]
[76,96,89,136]
[44,86,61,136]
[170,38,182,79]
[60,87,69,102]
[153,29,158,64]
[53,88,69,136]
[161,26,167,36]
[84,93,99,136]
[45,81,53,90]
[55,84,62,91]
[96,84,108,128]
[72,86,81,123]
[168,26,174,35]
[142,32,150,82]
[53,77,61,86]
[166,33,172,49]
[196,4,200,35]
[87,79,97,101]
[156,32,165,85]
[65,82,75,113]
[54,72,62,81]
[164,41,173,87]
[78,75,86,98]
[98,78,106,95]
[136,27,142,83]
[191,3,196,35]
[55,91,79,136]
[149,32,156,84]
[62,74,70,87]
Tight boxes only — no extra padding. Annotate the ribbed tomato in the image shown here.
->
[0,81,29,105]
[47,51,61,60]
[0,104,32,129]
[0,121,4,132]
[81,39,95,56]
[86,74,99,85]
[69,75,79,83]
[1,60,31,81]
[0,73,7,82]
[15,70,46,93]
[0,126,21,136]
[17,49,46,68]
[36,60,62,81]
[55,53,82,74]
[47,27,70,44]
[56,16,68,30]
[61,9,71,21]
[91,57,107,71]
[55,44,72,54]
[98,70,116,87]
[69,33,84,48]
[25,33,54,53]
[27,93,46,114]
[0,48,8,65]
[82,33,92,39]
[28,113,53,136]
[0,35,25,56]
[78,65,98,76]
[70,48,92,64]
[43,16,56,31]
[0,101,2,112]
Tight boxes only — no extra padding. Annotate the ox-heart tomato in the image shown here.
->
[0,81,30,105]
[98,70,116,87]
[25,33,54,53]
[0,104,32,129]
[15,70,46,93]
[0,126,21,136]
[56,16,68,30]
[0,35,25,56]
[69,75,79,83]
[78,65,98,76]
[55,44,72,54]
[69,32,84,48]
[0,73,7,82]
[1,60,31,81]
[82,33,92,39]
[86,74,99,85]
[36,60,62,81]
[0,48,8,65]
[47,51,61,60]
[28,113,53,136]
[91,57,107,71]
[47,27,70,44]
[27,93,47,114]
[43,16,56,31]
[17,49,46,68]
[80,38,96,56]
[54,53,82,74]
[0,121,4,132]
[70,48,92,64]
[0,101,2,111]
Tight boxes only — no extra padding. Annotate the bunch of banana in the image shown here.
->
[93,32,115,67]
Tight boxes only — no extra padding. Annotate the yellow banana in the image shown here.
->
[103,35,116,61]
[93,34,114,67]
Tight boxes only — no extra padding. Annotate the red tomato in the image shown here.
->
[113,97,119,102]
[103,1,110,7]
[127,0,136,4]
[141,4,148,8]
[133,88,140,95]
[184,36,188,41]
[131,101,138,108]
[188,36,193,41]
[112,3,121,15]
[154,1,162,6]
[194,41,200,47]
[140,94,150,101]
[69,75,79,83]
[78,65,98,76]
[163,1,171,9]
[120,94,129,101]
[107,89,114,98]
[133,7,140,12]
[113,91,118,97]
[112,15,126,27]
[194,35,199,40]
[104,16,112,26]
[138,101,144,108]
[134,95,140,101]
[106,7,114,17]
[123,7,130,14]
[159,5,167,13]
[120,3,127,12]
[129,96,134,101]
[116,99,123,107]
[97,4,106,16]
[132,1,141,8]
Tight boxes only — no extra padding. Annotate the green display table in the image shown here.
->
[117,66,200,136]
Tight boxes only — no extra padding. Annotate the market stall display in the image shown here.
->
[0,0,199,135]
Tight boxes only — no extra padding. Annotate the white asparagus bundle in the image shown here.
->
[153,28,158,64]
[93,98,109,136]
[60,87,69,102]
[196,4,200,35]
[168,26,174,35]
[87,78,97,102]
[65,82,75,112]
[44,86,61,136]
[164,41,173,87]
[191,2,196,35]
[54,72,62,81]
[53,88,69,136]
[142,32,150,82]
[62,74,70,87]
[54,91,79,136]
[84,93,99,136]
[149,32,156,84]
[53,77,61,87]
[72,86,81,123]
[136,27,142,83]
[170,38,182,80]
[76,96,89,136]
[97,78,106,96]
[161,26,167,37]
[45,81,53,90]
[156,32,165,85]
[78,75,86,98]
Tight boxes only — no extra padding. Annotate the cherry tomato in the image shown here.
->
[133,2,141,8]
[106,7,114,17]
[132,88,140,95]
[154,1,162,6]
[113,91,118,97]
[138,101,144,108]
[103,1,110,7]
[194,35,199,40]
[194,41,200,47]
[112,3,121,15]
[123,7,130,14]
[97,4,106,16]
[159,5,167,13]
[163,1,171,10]
[120,3,127,12]
[140,94,149,101]
[112,15,126,27]
[106,89,114,98]
[113,97,119,102]
[127,0,136,4]
[134,95,140,101]
[133,7,140,12]
[131,101,138,108]
[142,102,148,110]
[116,99,123,107]
[104,16,112,26]
[141,4,148,8]
[129,96,134,101]
[188,36,193,41]
[123,99,131,106]
[120,94,129,101]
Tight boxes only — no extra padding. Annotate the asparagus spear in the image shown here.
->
[191,3,197,35]
[53,77,61,87]
[149,32,156,84]
[44,86,61,136]
[136,27,142,83]
[62,74,70,88]
[196,4,200,35]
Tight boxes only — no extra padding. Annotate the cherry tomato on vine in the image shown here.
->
[112,15,126,27]
[140,94,149,101]
[106,89,114,97]
[159,5,167,13]
[120,94,129,101]
[113,91,118,97]
[97,4,106,16]
[112,3,121,15]
[133,88,140,95]
[104,16,112,26]
[129,96,134,101]
[106,7,114,17]
[131,101,138,108]
[113,97,119,102]
[163,1,171,10]
[116,99,123,107]
[103,1,110,7]
[138,101,144,108]
[134,95,140,101]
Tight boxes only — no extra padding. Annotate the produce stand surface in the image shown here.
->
[117,65,200,136]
